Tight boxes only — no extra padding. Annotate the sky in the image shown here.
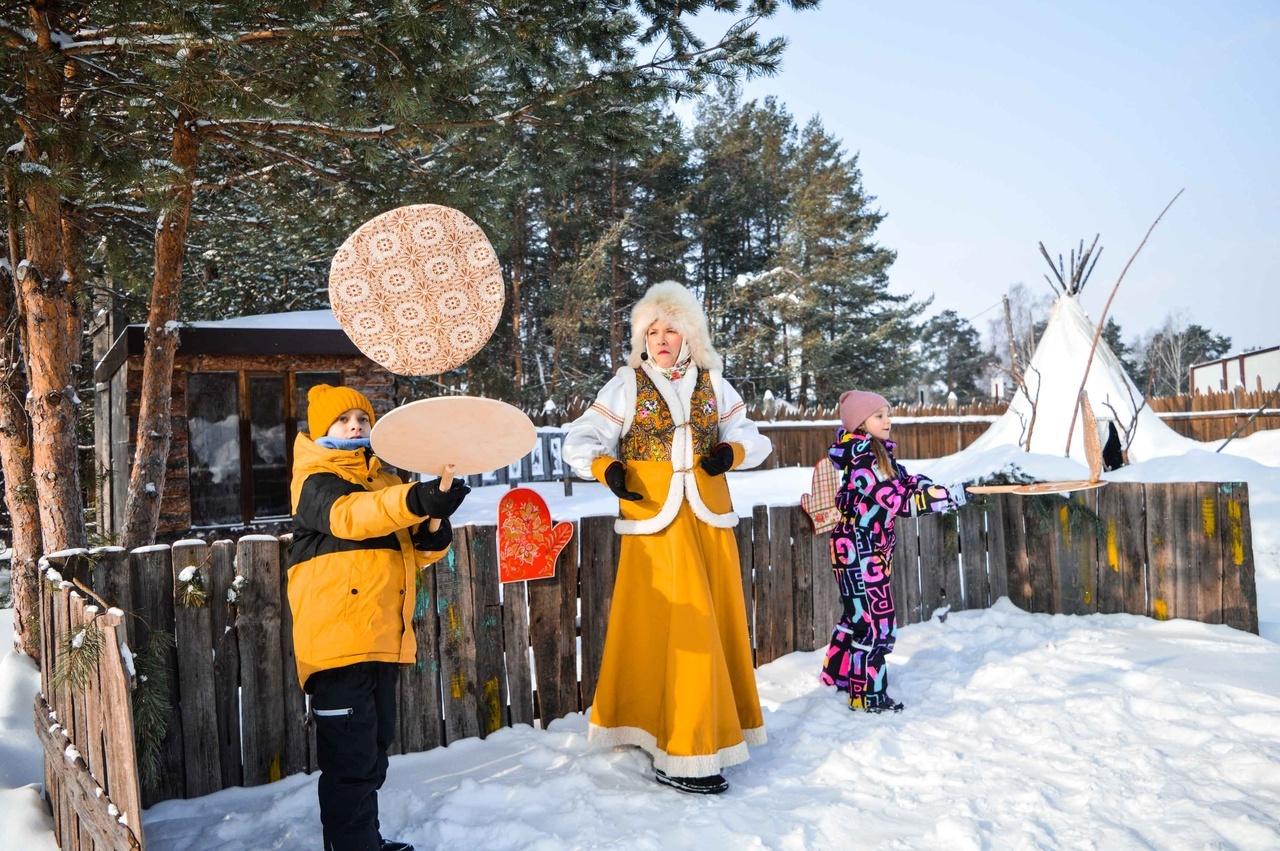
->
[683,0,1279,352]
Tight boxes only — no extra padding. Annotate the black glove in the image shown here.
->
[699,443,736,477]
[413,518,452,551]
[604,461,643,501]
[407,478,471,519]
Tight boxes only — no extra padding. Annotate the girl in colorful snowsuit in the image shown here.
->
[288,384,470,851]
[563,281,773,795]
[820,390,966,712]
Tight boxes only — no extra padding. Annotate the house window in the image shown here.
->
[188,369,342,527]
[188,372,242,526]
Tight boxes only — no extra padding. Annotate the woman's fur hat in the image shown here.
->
[627,281,723,371]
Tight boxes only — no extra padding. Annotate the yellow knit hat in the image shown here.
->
[307,384,376,437]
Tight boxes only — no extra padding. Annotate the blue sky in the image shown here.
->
[684,1,1278,351]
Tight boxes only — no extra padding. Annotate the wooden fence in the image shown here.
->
[35,565,143,850]
[36,482,1257,847]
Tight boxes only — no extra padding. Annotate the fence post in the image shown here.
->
[131,543,186,805]
[527,525,580,726]
[470,525,507,737]
[277,536,310,776]
[1219,482,1259,633]
[207,539,243,788]
[172,539,223,797]
[579,515,619,708]
[436,527,481,742]
[236,535,286,786]
[789,506,816,653]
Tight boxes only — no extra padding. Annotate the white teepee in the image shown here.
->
[967,295,1191,463]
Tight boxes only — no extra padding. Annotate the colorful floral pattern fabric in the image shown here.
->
[621,367,718,463]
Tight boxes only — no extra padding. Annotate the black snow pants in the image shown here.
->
[309,661,399,851]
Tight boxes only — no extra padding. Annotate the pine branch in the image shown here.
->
[59,26,365,56]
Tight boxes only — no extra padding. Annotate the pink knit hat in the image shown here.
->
[838,390,890,432]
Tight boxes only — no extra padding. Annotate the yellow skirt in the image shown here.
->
[588,502,766,776]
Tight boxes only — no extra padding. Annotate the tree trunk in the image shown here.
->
[608,163,623,370]
[1,162,43,657]
[510,195,525,391]
[120,113,198,549]
[17,7,87,555]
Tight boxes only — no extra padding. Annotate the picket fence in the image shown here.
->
[36,482,1257,848]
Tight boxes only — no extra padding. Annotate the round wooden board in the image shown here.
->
[329,204,504,376]
[967,480,1108,496]
[370,396,536,476]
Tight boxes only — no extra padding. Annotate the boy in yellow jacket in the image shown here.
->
[288,384,468,851]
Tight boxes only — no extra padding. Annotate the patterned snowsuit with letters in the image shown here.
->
[819,429,960,703]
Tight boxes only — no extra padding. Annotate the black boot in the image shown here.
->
[654,769,729,794]
[850,692,904,713]
[379,840,414,851]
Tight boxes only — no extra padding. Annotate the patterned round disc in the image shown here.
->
[329,205,504,375]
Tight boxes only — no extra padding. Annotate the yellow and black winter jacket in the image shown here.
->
[287,433,450,689]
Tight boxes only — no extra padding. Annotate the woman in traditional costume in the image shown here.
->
[563,281,772,794]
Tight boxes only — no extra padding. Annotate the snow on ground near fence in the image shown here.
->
[132,604,1280,849]
[1,437,1278,848]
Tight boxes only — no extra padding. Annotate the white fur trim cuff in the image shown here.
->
[587,723,761,776]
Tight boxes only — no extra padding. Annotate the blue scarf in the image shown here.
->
[316,436,372,451]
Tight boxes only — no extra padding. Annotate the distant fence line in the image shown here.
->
[36,480,1257,848]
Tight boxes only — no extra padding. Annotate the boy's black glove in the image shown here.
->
[699,443,736,477]
[408,478,471,519]
[414,518,453,551]
[604,461,643,501]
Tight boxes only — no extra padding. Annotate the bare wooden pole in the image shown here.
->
[1063,189,1184,456]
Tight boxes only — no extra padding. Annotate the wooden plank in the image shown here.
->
[998,495,1031,610]
[89,547,131,617]
[1096,483,1145,615]
[734,515,756,654]
[235,535,286,786]
[1053,492,1099,616]
[502,579,535,728]
[1193,483,1226,625]
[435,527,481,742]
[1168,482,1201,621]
[811,521,841,655]
[100,610,144,843]
[527,529,580,725]
[894,516,922,625]
[1144,484,1177,622]
[751,506,776,664]
[131,544,185,805]
[77,596,108,829]
[579,515,619,707]
[916,513,947,620]
[33,692,143,851]
[207,539,243,789]
[984,496,1010,604]
[399,558,444,754]
[790,507,817,652]
[1219,482,1259,633]
[958,504,987,609]
[276,537,309,777]
[1020,497,1058,614]
[940,512,963,614]
[68,591,93,851]
[768,506,796,659]
[171,539,223,797]
[470,525,507,737]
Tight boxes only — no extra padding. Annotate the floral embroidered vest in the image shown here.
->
[621,367,719,463]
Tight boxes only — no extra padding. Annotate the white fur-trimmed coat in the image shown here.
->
[563,362,772,535]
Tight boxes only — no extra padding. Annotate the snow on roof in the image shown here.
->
[185,308,340,330]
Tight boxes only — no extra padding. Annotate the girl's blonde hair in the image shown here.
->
[859,416,894,478]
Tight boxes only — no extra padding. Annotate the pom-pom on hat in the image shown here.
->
[838,390,890,433]
[307,384,376,437]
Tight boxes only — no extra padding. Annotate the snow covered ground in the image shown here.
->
[2,436,1279,849]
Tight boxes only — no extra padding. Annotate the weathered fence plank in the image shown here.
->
[1021,499,1058,614]
[101,609,144,843]
[172,539,222,798]
[579,515,619,707]
[207,539,243,788]
[470,525,507,737]
[1193,482,1226,624]
[1095,483,1144,615]
[983,497,1010,603]
[765,505,796,663]
[811,520,841,654]
[734,514,756,653]
[527,536,580,725]
[436,528,481,742]
[501,579,535,727]
[1052,493,1099,616]
[751,506,776,664]
[916,513,947,621]
[895,516,922,625]
[399,560,444,754]
[1219,482,1259,633]
[790,507,817,652]
[276,536,310,775]
[132,544,186,804]
[1144,484,1177,621]
[236,535,286,786]
[958,505,987,609]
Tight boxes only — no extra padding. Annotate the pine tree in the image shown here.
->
[918,310,991,403]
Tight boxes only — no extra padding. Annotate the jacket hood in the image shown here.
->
[627,280,723,371]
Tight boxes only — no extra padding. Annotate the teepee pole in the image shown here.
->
[1063,189,1184,456]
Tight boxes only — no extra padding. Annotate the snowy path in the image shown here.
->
[140,603,1280,850]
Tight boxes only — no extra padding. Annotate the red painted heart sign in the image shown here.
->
[497,488,573,583]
